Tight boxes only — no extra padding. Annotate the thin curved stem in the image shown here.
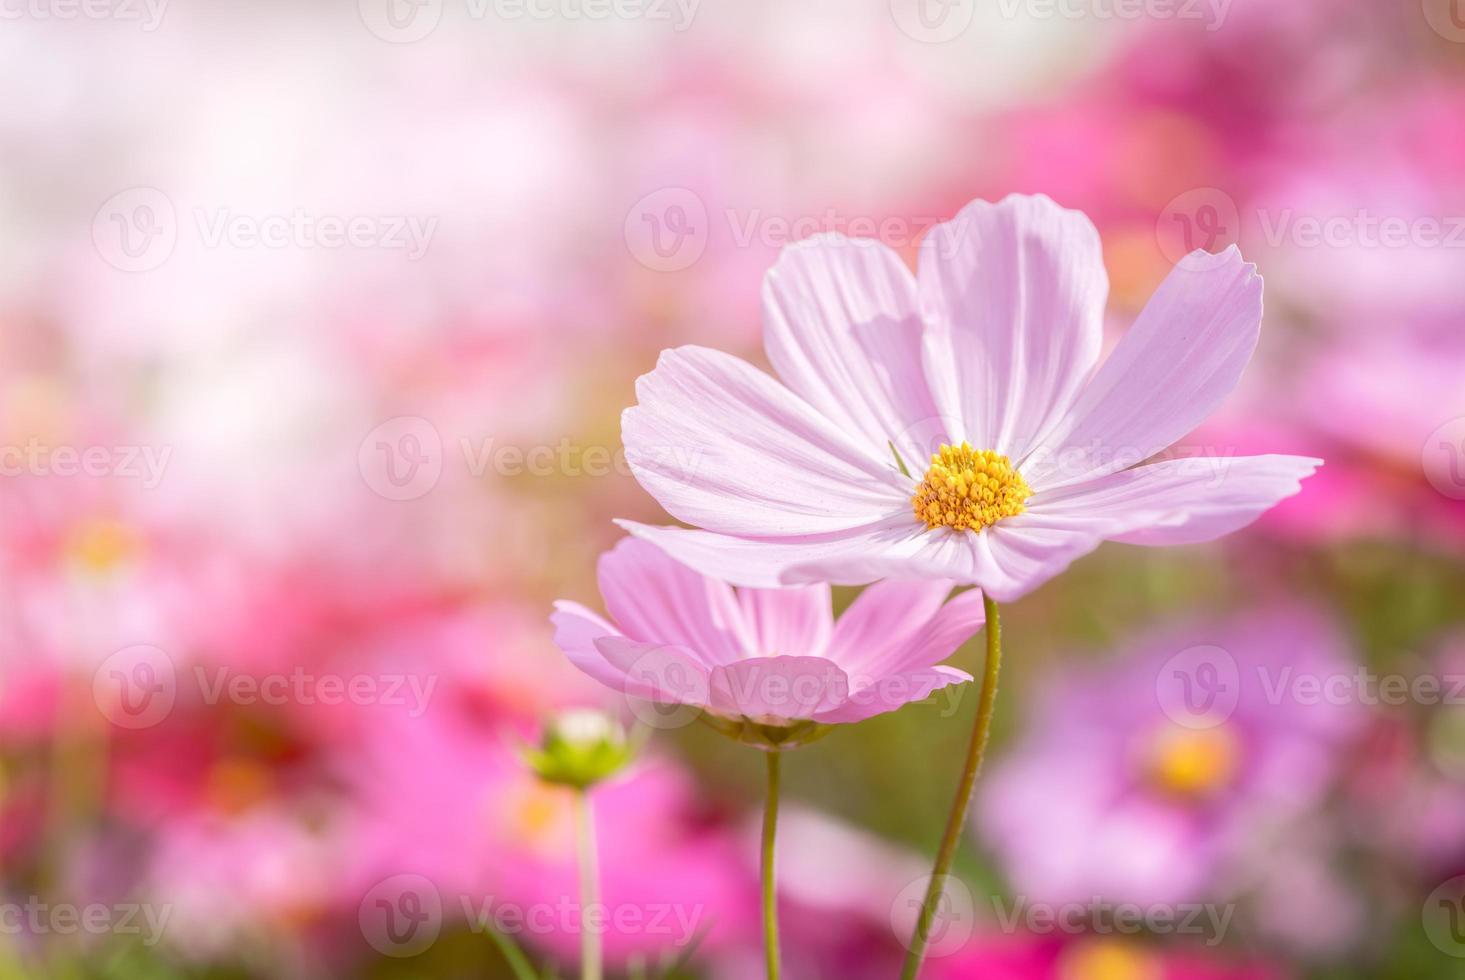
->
[574,789,602,980]
[761,750,782,980]
[901,594,1003,980]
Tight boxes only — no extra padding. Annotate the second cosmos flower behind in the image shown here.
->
[551,536,985,748]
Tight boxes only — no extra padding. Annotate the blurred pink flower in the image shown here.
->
[1299,320,1465,472]
[343,709,753,965]
[928,935,1287,980]
[1347,633,1465,875]
[1184,420,1418,546]
[979,607,1363,908]
[617,194,1318,601]
[1249,82,1465,325]
[145,806,349,962]
[552,536,982,729]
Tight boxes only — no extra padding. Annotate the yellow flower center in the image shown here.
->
[1058,938,1162,980]
[493,778,575,858]
[912,442,1032,532]
[64,519,141,575]
[205,758,276,815]
[1146,723,1240,799]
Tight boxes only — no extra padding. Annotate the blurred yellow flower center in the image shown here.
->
[1058,938,1161,980]
[64,519,140,575]
[912,442,1032,532]
[206,758,276,815]
[496,780,575,858]
[1146,724,1240,799]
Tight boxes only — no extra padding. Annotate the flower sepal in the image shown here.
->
[699,713,833,751]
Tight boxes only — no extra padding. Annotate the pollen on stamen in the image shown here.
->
[911,442,1032,532]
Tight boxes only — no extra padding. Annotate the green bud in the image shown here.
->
[524,709,635,790]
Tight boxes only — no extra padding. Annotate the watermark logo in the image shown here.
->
[194,666,437,718]
[1156,644,1239,729]
[357,422,703,500]
[358,0,699,42]
[1422,0,1465,42]
[1424,417,1465,501]
[0,0,169,30]
[358,0,444,41]
[360,875,443,958]
[461,896,705,944]
[1159,187,1465,263]
[994,0,1232,30]
[890,874,974,957]
[94,645,439,729]
[0,899,172,946]
[1157,188,1240,267]
[357,879,705,957]
[617,648,966,731]
[622,646,710,731]
[0,440,171,488]
[359,416,444,501]
[1256,666,1465,708]
[991,897,1233,945]
[624,188,708,272]
[93,188,178,273]
[1423,875,1465,956]
[623,195,973,272]
[93,189,437,271]
[92,644,177,729]
[192,209,436,258]
[889,0,975,43]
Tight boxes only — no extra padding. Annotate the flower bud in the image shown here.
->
[524,709,634,790]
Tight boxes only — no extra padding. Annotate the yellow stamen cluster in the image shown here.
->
[1058,939,1162,980]
[911,442,1032,532]
[1146,724,1240,799]
[64,519,140,575]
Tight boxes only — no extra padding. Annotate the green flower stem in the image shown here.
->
[901,594,1003,980]
[574,788,602,980]
[762,749,782,980]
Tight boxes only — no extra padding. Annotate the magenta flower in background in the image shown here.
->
[344,709,754,964]
[551,537,984,734]
[928,935,1287,980]
[145,806,349,962]
[617,194,1320,601]
[1348,631,1465,876]
[977,607,1363,911]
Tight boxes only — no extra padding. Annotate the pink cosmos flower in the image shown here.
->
[977,607,1362,909]
[551,537,984,733]
[928,935,1287,980]
[344,709,754,963]
[616,194,1320,601]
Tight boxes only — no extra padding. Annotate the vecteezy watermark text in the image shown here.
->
[461,896,705,944]
[0,899,172,947]
[0,440,171,489]
[1157,188,1465,264]
[996,0,1232,29]
[991,896,1234,945]
[1257,666,1465,707]
[92,645,439,729]
[357,0,700,44]
[357,416,704,501]
[623,193,962,273]
[1157,644,1465,729]
[0,0,167,29]
[193,666,438,717]
[93,188,437,272]
[357,874,705,959]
